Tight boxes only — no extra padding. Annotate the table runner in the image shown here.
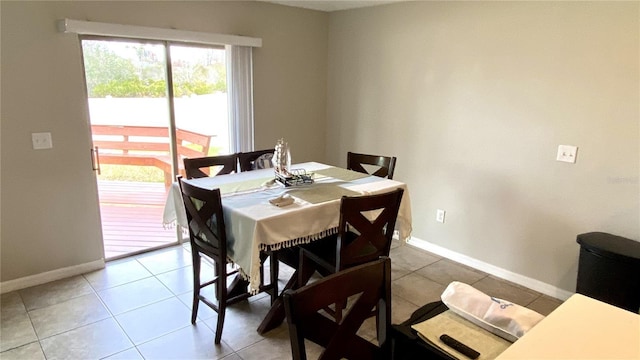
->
[218,177,274,195]
[313,166,369,182]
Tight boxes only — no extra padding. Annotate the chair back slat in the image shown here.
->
[178,177,227,254]
[336,188,404,270]
[238,149,274,172]
[284,257,392,360]
[184,154,239,179]
[347,152,397,180]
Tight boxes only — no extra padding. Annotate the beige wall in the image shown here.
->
[326,1,639,293]
[2,0,638,296]
[0,1,328,282]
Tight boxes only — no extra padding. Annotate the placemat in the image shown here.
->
[286,184,360,204]
[314,167,369,182]
[412,310,511,360]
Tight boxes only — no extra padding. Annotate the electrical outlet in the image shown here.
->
[436,209,446,223]
[556,145,578,163]
[32,132,53,150]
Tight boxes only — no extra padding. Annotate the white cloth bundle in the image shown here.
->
[268,194,294,207]
[441,281,545,342]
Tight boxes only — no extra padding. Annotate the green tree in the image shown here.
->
[82,40,226,98]
[82,41,137,97]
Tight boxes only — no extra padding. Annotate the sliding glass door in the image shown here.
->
[81,38,229,259]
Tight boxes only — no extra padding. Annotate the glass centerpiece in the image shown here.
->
[273,138,313,187]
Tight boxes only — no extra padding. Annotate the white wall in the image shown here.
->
[326,1,639,293]
[0,1,328,283]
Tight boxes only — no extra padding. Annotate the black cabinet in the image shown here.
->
[576,232,640,313]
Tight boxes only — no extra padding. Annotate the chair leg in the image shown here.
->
[191,250,201,324]
[213,259,220,301]
[214,302,226,344]
[214,259,227,344]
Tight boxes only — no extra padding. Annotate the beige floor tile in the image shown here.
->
[355,315,378,342]
[136,246,192,275]
[220,354,243,360]
[248,291,270,303]
[416,258,487,286]
[526,295,563,316]
[102,347,144,360]
[390,245,440,271]
[1,293,34,353]
[29,293,110,339]
[1,292,26,316]
[390,260,412,281]
[472,276,540,307]
[156,264,210,296]
[84,258,153,291]
[392,273,447,307]
[114,297,192,345]
[332,295,388,343]
[391,294,421,325]
[235,326,323,360]
[160,265,195,296]
[137,323,234,359]
[0,311,38,352]
[177,292,219,321]
[19,276,94,311]
[0,342,45,360]
[40,318,132,360]
[98,277,174,315]
[235,337,291,360]
[205,296,275,351]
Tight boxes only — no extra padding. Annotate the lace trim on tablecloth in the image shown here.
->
[258,227,339,252]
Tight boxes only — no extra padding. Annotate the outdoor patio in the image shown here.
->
[98,180,181,259]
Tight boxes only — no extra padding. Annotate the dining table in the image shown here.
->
[163,161,413,332]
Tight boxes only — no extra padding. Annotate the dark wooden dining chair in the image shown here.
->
[347,151,397,180]
[238,149,274,172]
[183,154,238,179]
[284,257,392,360]
[178,176,277,343]
[298,188,404,321]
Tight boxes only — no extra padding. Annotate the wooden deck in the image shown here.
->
[98,180,181,259]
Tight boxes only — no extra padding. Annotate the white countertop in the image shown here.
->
[496,294,640,359]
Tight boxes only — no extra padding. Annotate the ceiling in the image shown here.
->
[263,0,404,12]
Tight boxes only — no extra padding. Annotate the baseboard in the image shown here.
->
[407,237,574,301]
[0,259,105,294]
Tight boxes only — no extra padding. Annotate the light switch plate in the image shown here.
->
[32,132,53,150]
[556,145,577,163]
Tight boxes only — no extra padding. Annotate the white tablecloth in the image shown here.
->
[163,162,412,292]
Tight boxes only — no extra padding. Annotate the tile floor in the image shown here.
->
[0,242,563,360]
